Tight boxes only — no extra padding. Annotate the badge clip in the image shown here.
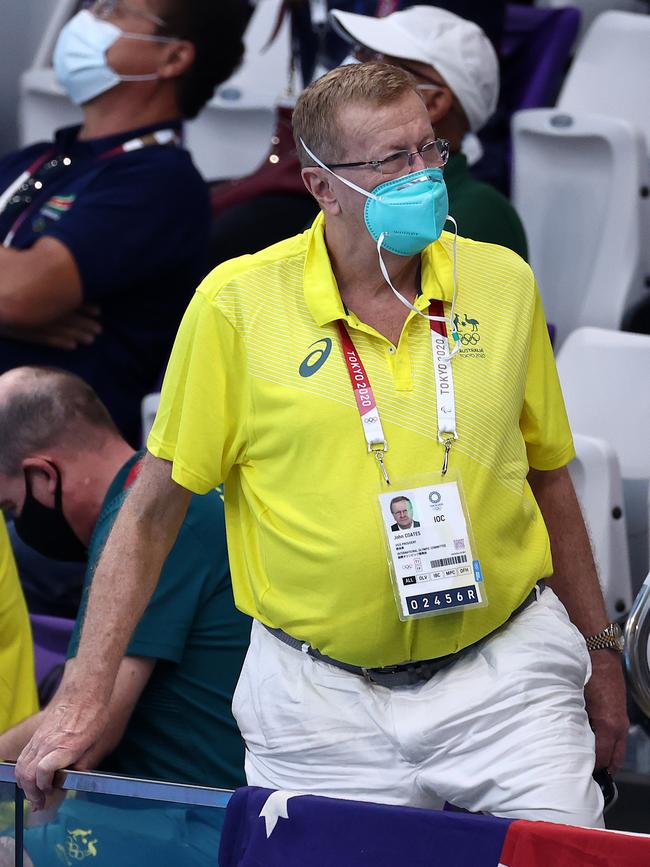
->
[372,445,391,485]
[441,436,454,476]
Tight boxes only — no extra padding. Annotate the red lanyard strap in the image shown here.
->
[338,297,458,482]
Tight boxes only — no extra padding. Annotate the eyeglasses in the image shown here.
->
[327,139,449,176]
[81,0,166,28]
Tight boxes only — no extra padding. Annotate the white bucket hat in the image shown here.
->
[329,5,499,132]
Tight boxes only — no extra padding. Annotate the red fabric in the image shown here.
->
[210,106,306,215]
[500,820,650,867]
[123,458,143,491]
[376,0,399,16]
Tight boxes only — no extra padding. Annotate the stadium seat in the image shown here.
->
[569,434,633,620]
[511,109,647,347]
[557,10,650,160]
[557,328,650,594]
[536,1,648,41]
[141,392,161,447]
[184,0,291,180]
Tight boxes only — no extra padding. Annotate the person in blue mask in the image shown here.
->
[17,61,627,829]
[0,0,250,447]
[0,0,250,618]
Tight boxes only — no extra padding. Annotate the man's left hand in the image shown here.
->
[584,650,629,774]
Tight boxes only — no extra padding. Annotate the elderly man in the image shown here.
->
[17,63,626,827]
[0,0,249,445]
[0,367,250,795]
[331,5,528,259]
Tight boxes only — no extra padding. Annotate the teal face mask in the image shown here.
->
[363,168,449,256]
[300,138,460,357]
[300,138,449,256]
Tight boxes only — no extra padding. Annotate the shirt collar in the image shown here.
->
[53,119,183,157]
[303,212,455,326]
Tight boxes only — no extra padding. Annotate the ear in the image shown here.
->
[21,457,58,510]
[423,86,454,126]
[158,39,196,80]
[301,167,342,216]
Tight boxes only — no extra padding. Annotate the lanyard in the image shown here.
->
[0,128,179,248]
[337,298,458,484]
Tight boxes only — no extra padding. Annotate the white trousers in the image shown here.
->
[232,588,604,827]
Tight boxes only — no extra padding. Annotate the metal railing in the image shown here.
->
[0,762,233,867]
[625,573,650,718]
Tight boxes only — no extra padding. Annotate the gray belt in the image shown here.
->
[264,580,546,689]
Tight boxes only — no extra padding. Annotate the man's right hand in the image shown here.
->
[15,685,109,810]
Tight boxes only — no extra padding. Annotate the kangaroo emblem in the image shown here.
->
[453,313,461,333]
[462,315,479,332]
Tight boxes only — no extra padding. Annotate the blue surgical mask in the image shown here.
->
[53,9,175,106]
[300,138,459,353]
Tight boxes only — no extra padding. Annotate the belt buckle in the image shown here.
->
[361,665,399,684]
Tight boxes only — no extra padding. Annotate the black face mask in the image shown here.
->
[14,462,88,562]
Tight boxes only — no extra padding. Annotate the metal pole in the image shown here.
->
[14,784,24,867]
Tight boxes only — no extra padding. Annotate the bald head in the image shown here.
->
[0,367,119,476]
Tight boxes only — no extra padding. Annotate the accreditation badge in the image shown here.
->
[378,471,487,621]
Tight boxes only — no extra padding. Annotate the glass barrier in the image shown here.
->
[0,764,232,867]
[0,765,17,867]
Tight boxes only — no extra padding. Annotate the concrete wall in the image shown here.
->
[0,0,61,153]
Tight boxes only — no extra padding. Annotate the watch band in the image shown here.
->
[584,623,624,652]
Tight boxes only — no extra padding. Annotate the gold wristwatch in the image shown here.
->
[584,623,624,653]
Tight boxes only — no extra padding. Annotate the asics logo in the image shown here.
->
[299,338,332,377]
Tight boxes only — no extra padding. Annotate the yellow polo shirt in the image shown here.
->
[0,515,38,732]
[149,214,574,668]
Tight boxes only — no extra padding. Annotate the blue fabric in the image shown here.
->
[0,121,210,445]
[219,787,513,867]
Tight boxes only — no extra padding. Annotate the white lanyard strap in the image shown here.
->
[429,299,458,444]
[0,128,180,247]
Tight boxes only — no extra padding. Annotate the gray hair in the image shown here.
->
[0,367,119,476]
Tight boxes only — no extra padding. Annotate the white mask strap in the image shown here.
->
[299,138,382,202]
[119,31,178,44]
[376,217,460,361]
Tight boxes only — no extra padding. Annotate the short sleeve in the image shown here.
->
[520,284,575,470]
[41,153,210,303]
[147,287,250,493]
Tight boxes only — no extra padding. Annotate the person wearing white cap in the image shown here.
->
[330,5,528,260]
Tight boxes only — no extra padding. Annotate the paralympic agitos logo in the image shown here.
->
[299,338,332,377]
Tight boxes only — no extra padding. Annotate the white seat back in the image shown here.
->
[569,434,633,619]
[18,0,290,180]
[558,11,650,159]
[184,0,291,179]
[536,1,648,42]
[511,109,647,348]
[141,392,161,448]
[557,327,650,591]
